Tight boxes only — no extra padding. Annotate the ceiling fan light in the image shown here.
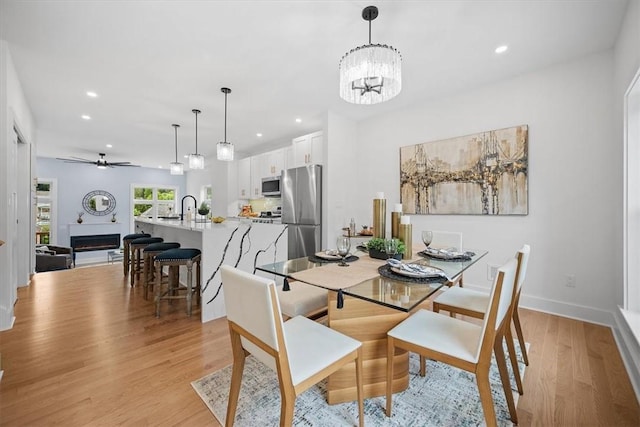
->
[217,141,234,161]
[188,153,205,169]
[97,164,107,170]
[169,161,184,175]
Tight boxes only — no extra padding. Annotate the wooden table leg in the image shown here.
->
[326,292,410,404]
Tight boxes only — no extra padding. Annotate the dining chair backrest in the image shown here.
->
[222,265,283,372]
[431,231,463,251]
[515,244,531,294]
[474,257,518,361]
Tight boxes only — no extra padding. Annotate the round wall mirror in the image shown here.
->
[82,190,116,216]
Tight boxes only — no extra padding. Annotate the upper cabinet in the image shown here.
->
[234,131,322,200]
[292,131,323,167]
[237,157,251,199]
[250,154,265,198]
[263,148,285,177]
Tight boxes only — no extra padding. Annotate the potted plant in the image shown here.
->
[197,202,210,217]
[365,238,405,260]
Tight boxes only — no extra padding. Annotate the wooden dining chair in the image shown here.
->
[386,257,519,427]
[431,230,464,287]
[221,266,364,427]
[432,244,531,394]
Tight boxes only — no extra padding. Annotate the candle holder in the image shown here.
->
[373,198,386,239]
[398,223,412,260]
[391,211,402,239]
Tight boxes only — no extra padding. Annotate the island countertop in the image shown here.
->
[134,217,288,322]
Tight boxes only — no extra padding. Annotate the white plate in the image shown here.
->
[390,265,444,278]
[315,251,341,260]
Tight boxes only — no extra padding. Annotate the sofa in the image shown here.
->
[36,245,74,272]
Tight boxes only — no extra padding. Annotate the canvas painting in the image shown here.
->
[400,125,528,215]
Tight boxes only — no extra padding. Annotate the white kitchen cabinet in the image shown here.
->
[284,145,294,170]
[292,130,323,167]
[237,157,251,199]
[250,154,265,198]
[261,148,285,177]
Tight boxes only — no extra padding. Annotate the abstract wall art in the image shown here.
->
[400,125,528,215]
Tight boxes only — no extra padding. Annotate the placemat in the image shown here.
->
[377,264,449,284]
[290,256,385,290]
[307,254,359,264]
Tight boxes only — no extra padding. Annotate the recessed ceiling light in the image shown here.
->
[86,91,98,98]
[81,115,91,120]
[495,45,508,54]
[184,155,189,158]
[158,165,163,169]
[256,133,262,137]
[106,144,112,148]
[295,118,302,123]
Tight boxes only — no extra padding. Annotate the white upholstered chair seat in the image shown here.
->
[284,315,361,386]
[435,287,489,314]
[277,281,328,319]
[387,309,483,364]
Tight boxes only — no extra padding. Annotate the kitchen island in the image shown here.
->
[134,217,288,322]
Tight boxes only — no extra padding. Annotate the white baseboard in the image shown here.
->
[613,308,640,405]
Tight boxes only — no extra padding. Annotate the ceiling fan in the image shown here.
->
[56,153,140,169]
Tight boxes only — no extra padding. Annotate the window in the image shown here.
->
[131,185,178,220]
[201,185,212,212]
[35,179,56,244]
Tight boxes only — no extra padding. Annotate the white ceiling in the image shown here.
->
[0,0,629,169]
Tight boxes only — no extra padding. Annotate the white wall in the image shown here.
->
[343,50,617,326]
[0,41,36,330]
[325,111,358,249]
[186,158,233,218]
[613,0,640,401]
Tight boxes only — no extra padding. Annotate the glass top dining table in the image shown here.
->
[256,249,488,312]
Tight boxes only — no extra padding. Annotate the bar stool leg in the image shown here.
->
[123,241,130,276]
[186,261,193,317]
[155,261,162,318]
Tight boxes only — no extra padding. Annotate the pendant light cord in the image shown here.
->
[224,92,228,143]
[195,112,198,153]
[173,124,179,162]
[368,17,372,44]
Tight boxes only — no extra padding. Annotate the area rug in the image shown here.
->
[192,342,527,426]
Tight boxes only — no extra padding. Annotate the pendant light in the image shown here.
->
[217,87,234,161]
[188,109,205,169]
[169,124,184,175]
[339,5,402,104]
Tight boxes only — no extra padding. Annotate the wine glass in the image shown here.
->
[336,236,351,267]
[421,231,433,248]
[385,239,398,259]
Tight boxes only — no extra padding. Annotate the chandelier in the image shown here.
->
[339,5,402,105]
[217,87,234,161]
[188,109,204,169]
[169,124,184,175]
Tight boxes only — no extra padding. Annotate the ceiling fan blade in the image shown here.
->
[56,157,95,164]
[114,163,141,167]
[109,161,132,165]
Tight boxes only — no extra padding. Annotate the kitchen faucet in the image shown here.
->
[180,195,197,221]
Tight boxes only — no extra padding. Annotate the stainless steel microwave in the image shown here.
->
[261,176,281,197]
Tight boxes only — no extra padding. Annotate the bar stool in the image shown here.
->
[122,233,150,276]
[130,237,164,287]
[142,242,181,300]
[154,248,201,317]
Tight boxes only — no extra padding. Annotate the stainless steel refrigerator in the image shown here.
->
[281,165,322,259]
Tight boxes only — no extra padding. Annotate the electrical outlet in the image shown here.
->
[487,264,499,281]
[565,274,576,287]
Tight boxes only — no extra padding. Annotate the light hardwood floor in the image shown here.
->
[0,264,638,426]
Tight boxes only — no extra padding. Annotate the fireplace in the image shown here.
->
[70,233,121,253]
